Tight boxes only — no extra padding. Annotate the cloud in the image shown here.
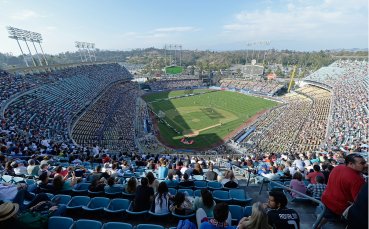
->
[10,9,46,20]
[221,0,367,47]
[154,26,199,33]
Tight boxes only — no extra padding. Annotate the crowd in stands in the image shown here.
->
[219,79,284,96]
[149,79,203,91]
[305,60,369,148]
[72,81,138,152]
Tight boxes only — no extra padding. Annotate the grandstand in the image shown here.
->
[0,59,367,229]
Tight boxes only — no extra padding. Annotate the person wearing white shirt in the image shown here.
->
[14,163,27,176]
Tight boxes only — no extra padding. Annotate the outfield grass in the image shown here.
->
[165,66,183,74]
[143,89,278,149]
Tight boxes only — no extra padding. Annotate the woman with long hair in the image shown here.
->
[146,171,159,192]
[154,182,171,213]
[192,189,216,217]
[238,202,272,229]
[125,177,137,194]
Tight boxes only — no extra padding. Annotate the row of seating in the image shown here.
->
[49,216,170,229]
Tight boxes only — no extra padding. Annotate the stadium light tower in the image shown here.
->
[31,32,48,65]
[7,26,29,66]
[19,29,37,66]
[29,31,43,66]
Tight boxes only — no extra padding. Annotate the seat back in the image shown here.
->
[136,224,165,229]
[88,197,110,208]
[194,181,207,189]
[229,189,245,199]
[168,188,177,196]
[52,194,72,205]
[73,219,102,229]
[68,196,90,207]
[109,199,130,210]
[103,222,133,229]
[213,190,229,199]
[229,205,244,222]
[207,181,222,189]
[48,216,74,229]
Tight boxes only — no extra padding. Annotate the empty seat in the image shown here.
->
[213,190,231,203]
[194,189,202,197]
[52,194,72,205]
[72,183,90,196]
[136,224,165,229]
[83,197,110,212]
[194,181,207,189]
[229,205,244,224]
[104,198,130,214]
[207,181,222,190]
[229,189,252,205]
[103,222,133,229]
[244,206,252,217]
[48,216,74,229]
[66,196,90,210]
[125,202,148,217]
[71,219,102,229]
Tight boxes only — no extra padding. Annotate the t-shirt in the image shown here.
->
[200,222,236,229]
[133,185,154,211]
[321,165,365,215]
[267,208,300,229]
[306,171,324,184]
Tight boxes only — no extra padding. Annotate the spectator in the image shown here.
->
[164,173,179,187]
[238,202,272,229]
[305,165,324,184]
[154,182,171,214]
[158,161,169,179]
[197,202,233,229]
[319,153,367,228]
[133,177,154,212]
[146,171,159,192]
[205,163,218,181]
[125,177,137,194]
[289,171,306,198]
[193,189,216,217]
[193,163,203,175]
[179,173,195,188]
[306,176,326,199]
[346,182,368,229]
[26,159,39,176]
[170,192,194,215]
[104,177,124,193]
[221,170,238,188]
[266,191,300,229]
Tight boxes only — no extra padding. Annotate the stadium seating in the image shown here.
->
[48,216,74,229]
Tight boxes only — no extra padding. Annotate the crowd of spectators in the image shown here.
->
[148,79,203,91]
[219,79,284,96]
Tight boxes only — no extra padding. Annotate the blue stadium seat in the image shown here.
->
[82,197,110,212]
[194,189,202,197]
[148,210,170,218]
[193,175,205,180]
[244,206,252,217]
[88,190,104,198]
[48,216,74,229]
[194,180,207,189]
[104,198,130,214]
[122,191,135,200]
[207,181,222,190]
[177,189,194,197]
[125,202,148,217]
[72,183,90,196]
[136,224,165,229]
[229,205,244,224]
[103,222,133,229]
[52,194,72,205]
[229,189,252,205]
[213,190,231,203]
[1,175,13,183]
[168,188,177,196]
[172,211,196,219]
[71,219,102,229]
[66,196,90,210]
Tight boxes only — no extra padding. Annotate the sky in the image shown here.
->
[0,0,367,55]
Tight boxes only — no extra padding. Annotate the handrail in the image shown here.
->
[266,179,326,229]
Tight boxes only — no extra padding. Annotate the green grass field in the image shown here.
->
[165,66,183,74]
[143,89,278,149]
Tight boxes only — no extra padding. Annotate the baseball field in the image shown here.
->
[143,89,278,150]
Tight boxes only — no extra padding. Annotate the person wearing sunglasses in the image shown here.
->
[318,153,367,228]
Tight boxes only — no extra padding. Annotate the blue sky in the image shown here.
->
[0,0,367,54]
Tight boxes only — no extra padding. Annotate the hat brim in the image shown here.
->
[0,203,19,221]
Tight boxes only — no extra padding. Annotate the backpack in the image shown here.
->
[18,211,48,229]
[176,219,197,229]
